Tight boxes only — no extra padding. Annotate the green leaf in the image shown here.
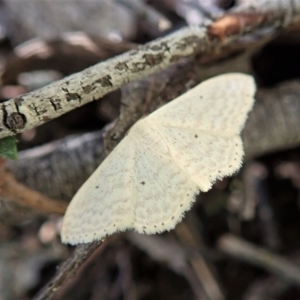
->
[0,136,18,160]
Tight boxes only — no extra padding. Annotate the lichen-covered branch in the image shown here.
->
[0,0,300,139]
[0,26,206,138]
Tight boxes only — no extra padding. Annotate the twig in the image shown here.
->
[0,26,206,138]
[33,240,103,300]
[217,234,300,285]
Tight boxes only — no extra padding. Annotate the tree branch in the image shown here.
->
[0,0,299,139]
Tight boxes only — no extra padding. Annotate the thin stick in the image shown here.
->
[218,234,300,285]
[33,240,103,300]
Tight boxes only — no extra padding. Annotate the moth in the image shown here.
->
[61,73,256,245]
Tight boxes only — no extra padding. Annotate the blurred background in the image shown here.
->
[1,0,300,299]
